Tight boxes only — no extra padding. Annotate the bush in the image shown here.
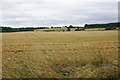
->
[67,28,71,31]
[105,27,115,30]
[75,28,84,31]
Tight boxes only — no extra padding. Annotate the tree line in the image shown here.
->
[0,26,49,32]
[84,22,120,29]
[0,22,119,32]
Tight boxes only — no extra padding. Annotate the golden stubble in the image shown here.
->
[2,31,118,78]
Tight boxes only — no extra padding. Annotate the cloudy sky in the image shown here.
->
[0,0,119,27]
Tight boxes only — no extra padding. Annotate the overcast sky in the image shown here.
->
[0,0,119,27]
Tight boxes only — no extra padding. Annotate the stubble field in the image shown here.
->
[2,31,118,78]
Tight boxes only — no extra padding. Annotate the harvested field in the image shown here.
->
[2,31,118,78]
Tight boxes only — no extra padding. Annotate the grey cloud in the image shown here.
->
[0,1,118,27]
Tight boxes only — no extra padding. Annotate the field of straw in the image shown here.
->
[2,31,118,78]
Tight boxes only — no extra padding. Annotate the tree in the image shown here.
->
[69,25,73,28]
[67,28,71,31]
[51,26,53,28]
[64,26,67,28]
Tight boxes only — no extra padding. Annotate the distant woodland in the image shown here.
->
[0,27,49,32]
[84,22,120,29]
[0,22,120,32]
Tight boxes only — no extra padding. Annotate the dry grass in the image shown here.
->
[85,28,105,31]
[2,31,118,78]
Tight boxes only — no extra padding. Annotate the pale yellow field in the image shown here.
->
[2,31,118,78]
[85,28,105,31]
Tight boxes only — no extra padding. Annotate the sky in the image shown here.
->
[0,0,119,28]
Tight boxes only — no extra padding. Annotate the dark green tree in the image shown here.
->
[69,25,73,28]
[67,28,71,31]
